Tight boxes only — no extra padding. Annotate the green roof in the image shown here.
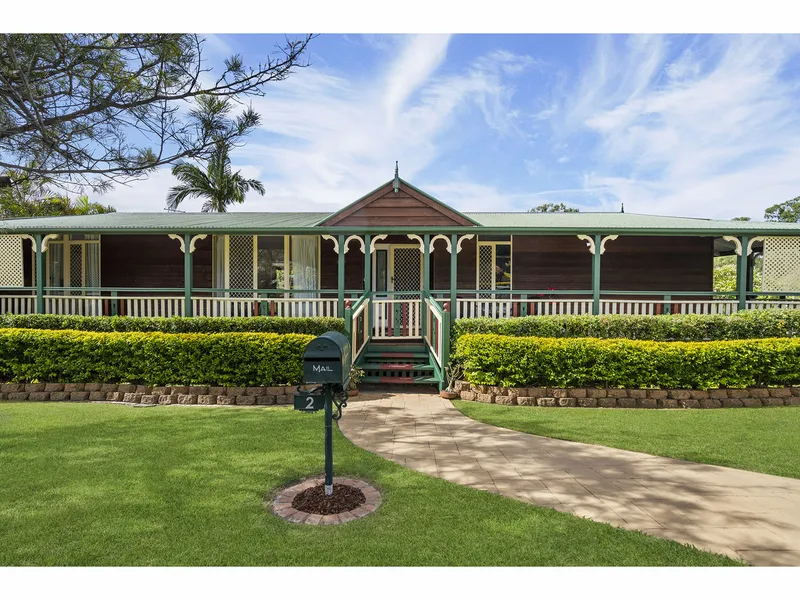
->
[2,210,800,235]
[0,212,330,233]
[463,212,800,231]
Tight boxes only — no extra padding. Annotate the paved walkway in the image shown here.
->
[339,393,800,566]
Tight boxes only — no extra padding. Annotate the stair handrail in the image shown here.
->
[345,291,371,363]
[423,292,450,389]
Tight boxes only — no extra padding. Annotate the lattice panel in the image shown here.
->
[392,247,421,294]
[478,245,493,290]
[762,237,800,292]
[228,235,254,297]
[69,244,83,294]
[0,235,24,287]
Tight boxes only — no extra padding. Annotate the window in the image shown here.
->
[477,237,512,291]
[212,235,321,295]
[257,236,285,289]
[47,234,101,295]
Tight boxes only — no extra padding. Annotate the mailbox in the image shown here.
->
[302,331,351,386]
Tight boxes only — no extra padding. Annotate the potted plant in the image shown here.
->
[348,365,364,397]
[440,362,462,399]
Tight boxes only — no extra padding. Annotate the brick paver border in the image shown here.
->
[271,477,381,525]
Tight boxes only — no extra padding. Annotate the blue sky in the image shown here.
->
[103,33,800,220]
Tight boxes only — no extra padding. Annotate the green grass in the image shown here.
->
[0,403,740,566]
[454,401,800,480]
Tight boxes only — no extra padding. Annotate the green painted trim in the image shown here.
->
[184,234,193,317]
[450,234,458,312]
[34,234,44,314]
[364,234,372,294]
[422,234,430,334]
[737,235,749,311]
[337,234,345,317]
[592,234,601,315]
[441,305,451,391]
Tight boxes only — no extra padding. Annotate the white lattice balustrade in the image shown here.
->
[762,237,800,292]
[0,235,25,287]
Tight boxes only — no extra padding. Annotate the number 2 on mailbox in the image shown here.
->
[293,394,326,412]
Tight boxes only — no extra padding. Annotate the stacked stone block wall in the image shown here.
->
[452,381,800,409]
[0,383,314,405]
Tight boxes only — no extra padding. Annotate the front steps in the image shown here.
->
[357,339,439,386]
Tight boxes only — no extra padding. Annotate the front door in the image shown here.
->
[372,244,422,337]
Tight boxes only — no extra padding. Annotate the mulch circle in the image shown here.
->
[271,477,381,525]
[292,484,365,515]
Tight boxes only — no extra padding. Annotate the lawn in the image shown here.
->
[454,401,800,480]
[0,403,739,566]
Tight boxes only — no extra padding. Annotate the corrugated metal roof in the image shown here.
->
[463,212,800,230]
[2,210,800,234]
[0,212,330,232]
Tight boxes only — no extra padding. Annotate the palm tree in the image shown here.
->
[165,142,265,212]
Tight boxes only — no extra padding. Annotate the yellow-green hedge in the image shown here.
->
[453,333,800,389]
[0,328,314,386]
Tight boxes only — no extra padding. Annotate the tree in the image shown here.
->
[530,202,579,213]
[731,216,751,221]
[0,34,313,191]
[764,196,800,222]
[166,141,264,212]
[0,165,115,217]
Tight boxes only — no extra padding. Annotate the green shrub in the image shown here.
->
[0,328,314,386]
[453,333,800,389]
[0,314,344,335]
[452,310,800,347]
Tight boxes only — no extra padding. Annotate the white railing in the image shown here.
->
[351,299,370,362]
[424,298,444,367]
[269,298,338,317]
[43,295,184,317]
[192,297,338,318]
[672,300,738,315]
[455,298,743,318]
[746,300,800,310]
[456,298,593,318]
[372,298,421,339]
[457,299,516,319]
[0,295,36,315]
[531,299,592,315]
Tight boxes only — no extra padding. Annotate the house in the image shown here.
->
[2,173,800,385]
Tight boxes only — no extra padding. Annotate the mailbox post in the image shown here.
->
[294,331,351,495]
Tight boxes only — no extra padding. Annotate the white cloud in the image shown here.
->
[547,34,800,219]
[98,35,537,214]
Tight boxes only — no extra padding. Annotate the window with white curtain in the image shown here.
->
[290,235,318,296]
[46,234,100,295]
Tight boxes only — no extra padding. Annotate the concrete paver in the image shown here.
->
[339,392,800,566]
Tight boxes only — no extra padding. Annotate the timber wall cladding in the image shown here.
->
[601,236,714,292]
[101,235,212,289]
[511,235,714,293]
[320,182,476,227]
[512,236,591,291]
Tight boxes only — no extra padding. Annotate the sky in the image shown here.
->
[99,33,800,221]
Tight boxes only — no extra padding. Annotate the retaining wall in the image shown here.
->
[453,381,800,409]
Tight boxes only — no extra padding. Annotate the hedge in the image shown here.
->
[453,333,800,389]
[0,314,344,335]
[0,328,314,386]
[452,310,800,345]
